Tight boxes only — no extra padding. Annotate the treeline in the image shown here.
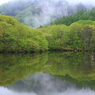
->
[41,20,95,51]
[1,15,95,52]
[51,8,95,26]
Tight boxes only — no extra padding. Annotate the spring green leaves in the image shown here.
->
[0,15,48,52]
[1,14,95,52]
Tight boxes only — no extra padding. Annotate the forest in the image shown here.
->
[1,14,95,52]
[0,0,95,52]
[51,8,95,26]
[1,1,95,95]
[1,1,95,94]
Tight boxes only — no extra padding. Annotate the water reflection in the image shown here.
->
[0,52,95,94]
[0,87,95,95]
[0,73,95,95]
[0,53,48,86]
[0,87,36,95]
[6,73,75,94]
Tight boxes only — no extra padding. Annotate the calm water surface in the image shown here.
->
[0,52,95,95]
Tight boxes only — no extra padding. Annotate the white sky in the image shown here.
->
[0,0,95,5]
[0,0,12,5]
[66,0,95,5]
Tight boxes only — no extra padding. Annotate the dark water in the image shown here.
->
[0,52,95,95]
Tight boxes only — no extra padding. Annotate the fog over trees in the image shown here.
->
[0,0,93,28]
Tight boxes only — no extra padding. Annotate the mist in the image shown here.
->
[66,0,95,5]
[0,0,95,28]
[13,0,93,28]
[18,0,69,28]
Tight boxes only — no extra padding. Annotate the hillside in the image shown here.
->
[51,8,95,26]
[0,0,91,28]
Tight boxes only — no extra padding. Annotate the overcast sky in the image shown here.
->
[0,0,95,5]
[0,0,12,5]
[66,0,95,5]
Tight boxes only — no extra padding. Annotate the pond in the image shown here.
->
[0,52,95,95]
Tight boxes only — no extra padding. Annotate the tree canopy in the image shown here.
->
[0,15,48,52]
[1,14,95,52]
[51,8,95,26]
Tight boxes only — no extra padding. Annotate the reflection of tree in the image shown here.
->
[66,52,95,80]
[0,53,48,86]
[56,74,95,91]
[1,52,95,89]
[45,52,95,83]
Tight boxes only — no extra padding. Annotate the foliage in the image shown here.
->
[1,52,95,90]
[1,14,95,52]
[0,53,48,86]
[0,15,48,52]
[51,8,95,26]
[68,21,95,51]
[40,25,69,50]
[39,21,95,51]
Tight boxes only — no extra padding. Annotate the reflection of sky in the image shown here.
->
[0,87,95,95]
[58,88,95,95]
[0,87,37,95]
